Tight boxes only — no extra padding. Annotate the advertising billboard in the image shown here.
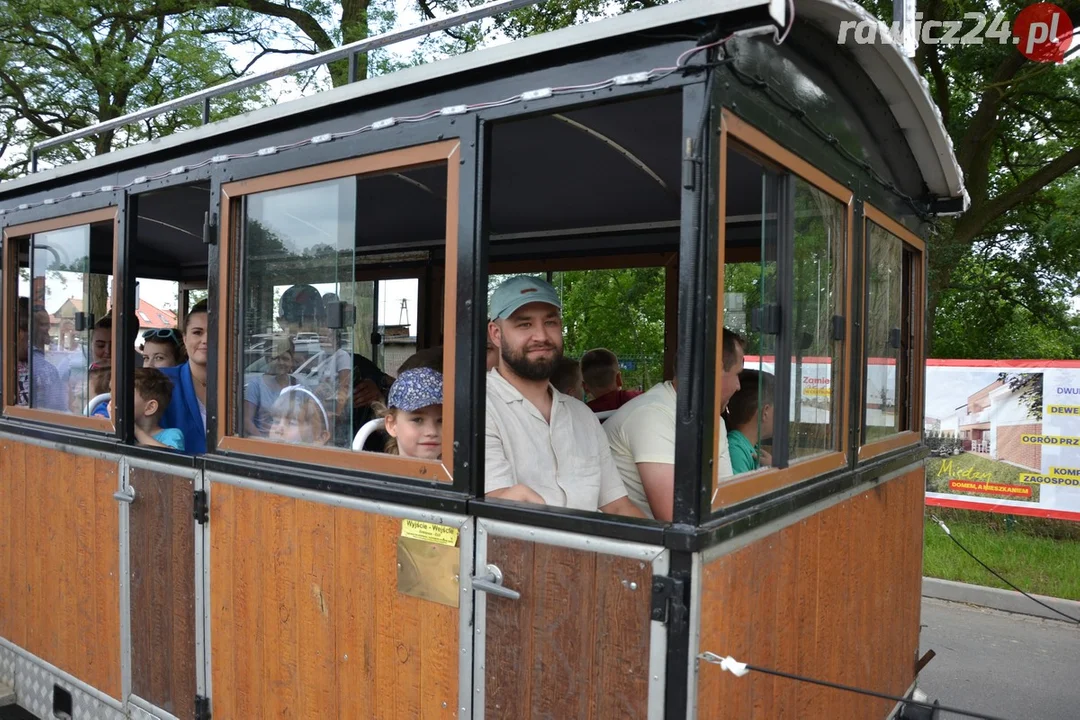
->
[924,360,1080,522]
[740,357,1080,522]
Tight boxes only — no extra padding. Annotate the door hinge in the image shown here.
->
[202,211,217,245]
[651,575,688,627]
[195,694,211,720]
[193,490,209,525]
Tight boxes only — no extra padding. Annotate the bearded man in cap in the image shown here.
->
[484,276,643,518]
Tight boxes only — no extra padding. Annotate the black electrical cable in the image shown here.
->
[930,514,1080,625]
[699,652,1013,720]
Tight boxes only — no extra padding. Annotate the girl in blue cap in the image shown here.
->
[382,367,444,459]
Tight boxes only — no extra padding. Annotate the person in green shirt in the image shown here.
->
[724,369,775,474]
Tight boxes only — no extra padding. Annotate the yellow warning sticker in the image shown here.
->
[401,519,459,547]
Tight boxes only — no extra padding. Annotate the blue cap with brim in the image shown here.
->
[388,367,444,412]
[488,276,562,321]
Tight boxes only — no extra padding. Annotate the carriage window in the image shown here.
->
[720,148,780,484]
[5,212,116,425]
[790,179,845,460]
[863,223,903,442]
[240,178,357,447]
[862,219,919,447]
[712,119,851,511]
[223,142,458,482]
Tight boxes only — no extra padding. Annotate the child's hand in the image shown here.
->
[756,448,773,467]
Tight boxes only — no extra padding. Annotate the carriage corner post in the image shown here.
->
[0,0,959,717]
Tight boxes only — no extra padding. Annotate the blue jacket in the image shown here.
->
[160,363,206,455]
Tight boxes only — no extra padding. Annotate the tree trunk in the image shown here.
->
[328,0,373,87]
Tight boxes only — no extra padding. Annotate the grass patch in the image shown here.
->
[923,508,1080,601]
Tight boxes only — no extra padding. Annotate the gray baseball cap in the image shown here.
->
[489,276,562,321]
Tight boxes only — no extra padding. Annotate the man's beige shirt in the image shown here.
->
[485,368,628,510]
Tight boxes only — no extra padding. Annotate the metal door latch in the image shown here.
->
[113,486,135,503]
[471,564,520,600]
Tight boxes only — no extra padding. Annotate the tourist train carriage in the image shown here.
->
[0,0,964,717]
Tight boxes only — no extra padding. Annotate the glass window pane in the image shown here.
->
[18,223,113,416]
[864,222,903,441]
[719,149,780,484]
[240,177,357,447]
[237,158,451,463]
[789,179,844,460]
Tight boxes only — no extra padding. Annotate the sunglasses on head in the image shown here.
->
[142,328,182,345]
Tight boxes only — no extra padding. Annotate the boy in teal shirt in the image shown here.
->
[724,369,775,474]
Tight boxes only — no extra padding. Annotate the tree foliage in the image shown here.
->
[555,268,667,390]
[3,0,1079,363]
[859,0,1080,358]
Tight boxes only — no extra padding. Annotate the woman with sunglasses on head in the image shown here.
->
[141,328,187,369]
[158,300,210,454]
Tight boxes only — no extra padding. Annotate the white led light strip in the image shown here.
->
[0,39,730,217]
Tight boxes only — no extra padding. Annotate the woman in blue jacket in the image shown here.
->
[159,300,210,454]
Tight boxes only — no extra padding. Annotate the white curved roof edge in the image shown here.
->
[0,0,966,213]
[799,0,967,210]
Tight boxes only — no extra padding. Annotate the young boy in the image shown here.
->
[724,369,775,474]
[129,367,185,450]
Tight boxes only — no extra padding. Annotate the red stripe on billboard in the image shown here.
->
[926,496,1080,522]
[740,357,1080,368]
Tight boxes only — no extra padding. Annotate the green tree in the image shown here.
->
[0,0,409,176]
[860,0,1080,357]
[554,268,666,390]
[0,1,270,173]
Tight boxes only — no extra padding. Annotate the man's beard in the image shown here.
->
[502,342,561,381]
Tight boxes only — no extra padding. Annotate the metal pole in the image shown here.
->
[202,98,211,125]
[30,148,38,173]
[34,0,549,155]
[348,52,359,84]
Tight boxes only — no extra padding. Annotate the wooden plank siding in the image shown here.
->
[484,537,654,720]
[208,483,459,719]
[0,440,122,699]
[129,467,197,718]
[697,467,925,719]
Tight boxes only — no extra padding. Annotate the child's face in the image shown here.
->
[386,405,442,459]
[268,410,329,446]
[142,341,178,368]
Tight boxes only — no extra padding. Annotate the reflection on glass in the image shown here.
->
[238,163,450,457]
[18,224,111,415]
[790,179,844,460]
[719,151,779,481]
[864,222,903,441]
[240,178,357,449]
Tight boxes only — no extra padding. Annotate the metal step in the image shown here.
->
[0,680,14,706]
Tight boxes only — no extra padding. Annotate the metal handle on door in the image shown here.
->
[113,487,135,503]
[471,563,520,601]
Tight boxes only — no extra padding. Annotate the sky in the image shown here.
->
[923,368,1003,422]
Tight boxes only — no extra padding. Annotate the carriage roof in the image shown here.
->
[0,0,965,211]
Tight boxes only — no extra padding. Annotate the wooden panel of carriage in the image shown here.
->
[694,464,925,719]
[207,478,463,718]
[128,464,198,719]
[478,526,667,720]
[0,438,122,701]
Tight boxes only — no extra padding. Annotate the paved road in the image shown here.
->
[3,597,1076,719]
[919,597,1080,720]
